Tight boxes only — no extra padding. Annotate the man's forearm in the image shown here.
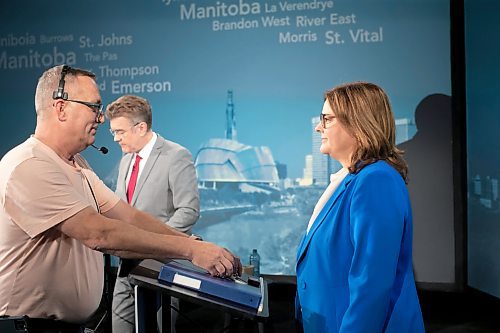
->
[99,218,238,277]
[102,218,193,259]
[59,207,192,259]
[130,209,188,237]
[59,207,240,276]
[104,200,188,238]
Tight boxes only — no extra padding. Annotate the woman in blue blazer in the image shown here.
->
[296,82,425,333]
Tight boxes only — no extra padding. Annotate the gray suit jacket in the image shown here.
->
[116,134,200,234]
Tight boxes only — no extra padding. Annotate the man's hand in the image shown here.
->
[189,241,242,277]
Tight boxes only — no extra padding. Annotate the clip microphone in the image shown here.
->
[91,144,109,155]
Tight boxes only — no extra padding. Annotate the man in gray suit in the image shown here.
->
[106,95,200,333]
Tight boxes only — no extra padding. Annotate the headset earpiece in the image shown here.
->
[52,65,70,100]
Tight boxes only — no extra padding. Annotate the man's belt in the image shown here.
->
[0,316,84,333]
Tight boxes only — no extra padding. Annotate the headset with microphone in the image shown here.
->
[91,144,108,155]
[53,65,109,155]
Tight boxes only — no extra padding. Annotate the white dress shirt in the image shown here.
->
[125,132,158,186]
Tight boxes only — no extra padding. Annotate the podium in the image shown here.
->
[129,259,269,333]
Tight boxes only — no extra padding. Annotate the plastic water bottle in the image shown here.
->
[249,249,261,277]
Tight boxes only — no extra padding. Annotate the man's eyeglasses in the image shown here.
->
[320,113,336,129]
[65,99,104,120]
[109,122,140,137]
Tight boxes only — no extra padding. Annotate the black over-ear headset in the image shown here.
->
[52,64,71,100]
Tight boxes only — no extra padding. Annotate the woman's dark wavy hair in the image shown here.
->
[325,82,408,182]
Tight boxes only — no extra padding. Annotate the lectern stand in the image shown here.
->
[129,259,269,333]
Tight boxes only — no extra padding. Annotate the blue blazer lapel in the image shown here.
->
[296,174,354,266]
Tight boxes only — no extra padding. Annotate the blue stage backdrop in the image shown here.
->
[0,0,453,280]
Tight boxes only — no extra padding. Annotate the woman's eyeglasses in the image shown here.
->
[320,113,336,128]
